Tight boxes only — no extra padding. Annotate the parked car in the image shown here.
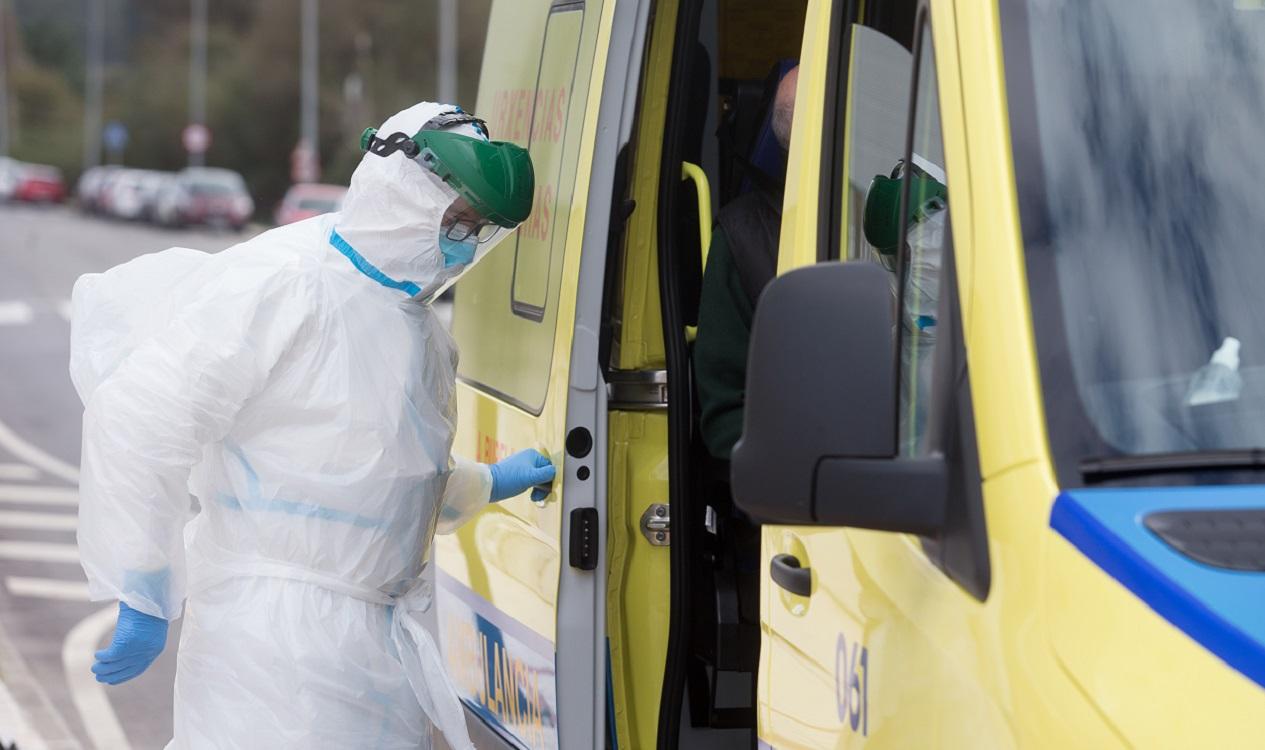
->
[137,171,176,222]
[94,168,133,216]
[0,157,23,202]
[102,169,172,221]
[12,164,66,203]
[274,183,347,226]
[76,165,122,213]
[154,167,253,230]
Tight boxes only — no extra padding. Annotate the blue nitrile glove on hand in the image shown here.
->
[91,602,168,685]
[488,449,556,502]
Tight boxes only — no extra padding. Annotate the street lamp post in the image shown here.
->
[188,0,207,167]
[299,0,319,181]
[83,0,106,170]
[438,0,456,104]
[0,0,10,158]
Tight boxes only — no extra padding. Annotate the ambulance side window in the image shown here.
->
[838,24,914,262]
[452,0,590,414]
[510,3,584,321]
[897,21,948,457]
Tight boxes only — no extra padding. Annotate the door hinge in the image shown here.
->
[641,503,670,546]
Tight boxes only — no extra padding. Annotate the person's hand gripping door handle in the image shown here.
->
[770,553,813,597]
[489,449,556,502]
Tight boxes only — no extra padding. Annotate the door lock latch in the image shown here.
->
[641,503,670,546]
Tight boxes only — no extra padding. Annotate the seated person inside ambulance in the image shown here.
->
[695,66,798,460]
[69,102,552,750]
[697,137,947,460]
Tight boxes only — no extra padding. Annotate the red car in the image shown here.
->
[274,183,347,226]
[13,164,66,203]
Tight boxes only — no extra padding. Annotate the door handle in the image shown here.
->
[770,553,812,597]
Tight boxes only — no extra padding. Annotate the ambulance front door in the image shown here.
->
[758,4,998,747]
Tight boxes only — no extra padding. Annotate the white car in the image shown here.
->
[105,169,172,221]
[0,157,23,202]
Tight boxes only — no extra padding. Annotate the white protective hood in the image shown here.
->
[71,102,495,749]
[334,101,489,302]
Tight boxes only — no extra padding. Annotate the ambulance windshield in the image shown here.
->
[1006,0,1265,473]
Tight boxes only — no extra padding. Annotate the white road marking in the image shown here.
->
[0,463,40,481]
[0,510,76,532]
[0,613,80,749]
[0,416,80,484]
[5,577,89,602]
[0,677,50,750]
[0,541,80,564]
[0,485,78,507]
[57,300,73,322]
[0,300,34,326]
[64,606,133,750]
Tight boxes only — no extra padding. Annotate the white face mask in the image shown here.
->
[421,223,510,303]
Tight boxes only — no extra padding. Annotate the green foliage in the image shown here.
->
[7,0,491,218]
[9,64,83,175]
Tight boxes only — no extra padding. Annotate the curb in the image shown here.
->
[0,618,81,750]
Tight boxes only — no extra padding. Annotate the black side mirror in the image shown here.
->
[731,261,948,535]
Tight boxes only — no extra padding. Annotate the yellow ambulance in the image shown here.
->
[435,0,1265,747]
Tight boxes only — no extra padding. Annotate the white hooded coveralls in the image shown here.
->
[71,103,491,749]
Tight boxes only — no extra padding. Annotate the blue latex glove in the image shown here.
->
[488,449,556,502]
[91,602,168,685]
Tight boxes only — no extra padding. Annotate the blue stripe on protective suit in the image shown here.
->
[329,229,422,296]
[215,494,386,530]
[221,442,386,529]
[1051,487,1265,689]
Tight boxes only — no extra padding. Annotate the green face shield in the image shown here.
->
[359,111,535,232]
[863,160,948,255]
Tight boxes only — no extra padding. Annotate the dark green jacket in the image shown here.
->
[694,229,756,460]
[695,188,781,459]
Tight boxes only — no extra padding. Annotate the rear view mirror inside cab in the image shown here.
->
[731,261,948,534]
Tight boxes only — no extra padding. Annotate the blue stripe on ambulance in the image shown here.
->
[1051,487,1265,689]
[435,569,560,749]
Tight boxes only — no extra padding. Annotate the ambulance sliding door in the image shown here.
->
[435,1,601,748]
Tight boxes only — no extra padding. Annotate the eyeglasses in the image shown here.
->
[444,218,500,243]
[441,193,501,243]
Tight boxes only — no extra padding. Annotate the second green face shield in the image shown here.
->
[863,171,948,255]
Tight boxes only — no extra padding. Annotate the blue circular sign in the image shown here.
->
[103,121,129,152]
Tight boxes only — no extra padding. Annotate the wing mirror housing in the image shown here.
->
[731,262,947,535]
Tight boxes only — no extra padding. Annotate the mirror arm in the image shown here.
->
[813,456,948,535]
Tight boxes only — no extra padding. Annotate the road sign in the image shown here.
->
[182,123,211,154]
[102,121,128,153]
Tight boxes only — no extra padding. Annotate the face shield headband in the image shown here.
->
[359,111,511,244]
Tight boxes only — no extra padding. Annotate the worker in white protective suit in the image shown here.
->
[69,102,550,749]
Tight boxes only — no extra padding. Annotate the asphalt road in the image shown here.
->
[0,203,256,750]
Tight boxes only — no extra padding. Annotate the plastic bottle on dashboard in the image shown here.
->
[1186,336,1242,407]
